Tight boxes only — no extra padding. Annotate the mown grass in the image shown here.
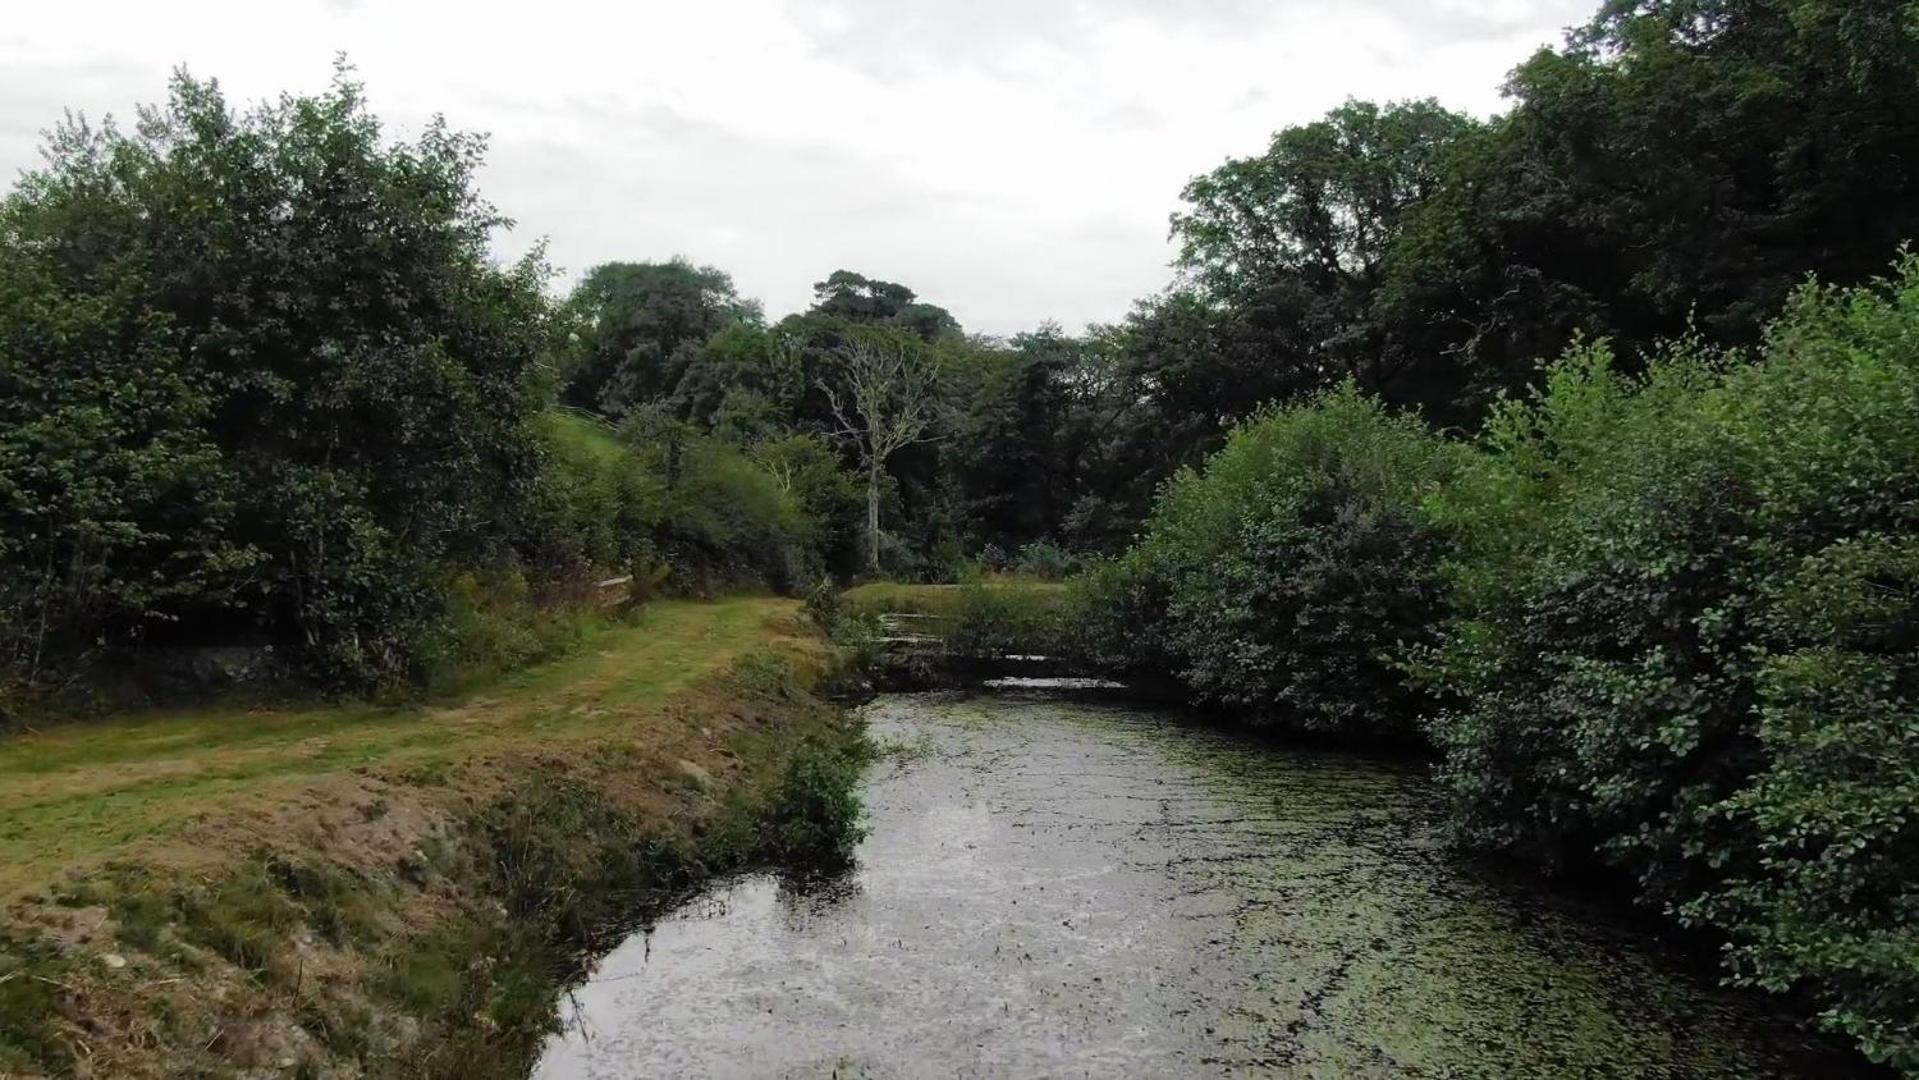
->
[0,596,795,900]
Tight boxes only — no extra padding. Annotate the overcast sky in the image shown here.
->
[1,0,1591,335]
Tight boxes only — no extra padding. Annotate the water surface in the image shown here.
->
[536,692,1863,1078]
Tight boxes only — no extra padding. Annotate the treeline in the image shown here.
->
[1068,264,1919,1069]
[0,70,851,698]
[0,58,1130,701]
[548,0,1919,568]
[1036,0,1919,1067]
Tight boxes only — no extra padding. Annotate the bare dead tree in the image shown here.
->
[817,337,945,573]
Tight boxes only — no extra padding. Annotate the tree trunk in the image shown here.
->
[866,460,883,574]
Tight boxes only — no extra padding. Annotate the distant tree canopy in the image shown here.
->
[809,269,960,341]
[522,0,1919,567]
[564,259,761,418]
[1172,98,1480,400]
[1042,0,1919,538]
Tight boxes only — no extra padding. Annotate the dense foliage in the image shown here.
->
[561,260,761,418]
[1420,267,1919,1068]
[1106,388,1456,737]
[529,0,1919,572]
[1379,0,1919,417]
[7,0,1919,1065]
[0,70,849,697]
[1080,264,1919,1069]
[0,68,555,689]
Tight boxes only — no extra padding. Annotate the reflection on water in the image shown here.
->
[535,692,1866,1079]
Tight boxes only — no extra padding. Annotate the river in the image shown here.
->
[533,689,1867,1078]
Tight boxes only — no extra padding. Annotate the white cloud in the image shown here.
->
[0,0,1590,334]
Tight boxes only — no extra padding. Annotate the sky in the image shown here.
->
[0,0,1593,336]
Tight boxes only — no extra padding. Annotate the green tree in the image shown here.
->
[1380,0,1919,419]
[0,221,245,682]
[809,269,960,341]
[670,323,807,442]
[0,63,556,685]
[1172,99,1479,405]
[750,432,865,575]
[564,259,761,418]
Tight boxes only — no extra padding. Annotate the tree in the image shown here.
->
[670,324,807,443]
[809,269,960,341]
[750,432,865,574]
[0,63,556,685]
[564,259,760,418]
[1174,99,1478,304]
[1171,99,1479,405]
[1378,0,1919,420]
[817,333,947,573]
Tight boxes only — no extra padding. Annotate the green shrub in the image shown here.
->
[1419,261,1919,1069]
[1065,549,1172,673]
[1013,540,1077,580]
[759,736,872,867]
[1121,384,1458,737]
[1416,344,1746,884]
[620,410,828,595]
[518,411,668,574]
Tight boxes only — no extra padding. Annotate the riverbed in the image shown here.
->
[534,691,1865,1078]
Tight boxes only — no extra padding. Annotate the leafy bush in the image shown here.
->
[1419,262,1919,1069]
[750,433,866,577]
[620,411,828,595]
[1013,540,1077,580]
[759,735,871,867]
[1065,549,1172,673]
[517,411,668,574]
[1119,384,1458,737]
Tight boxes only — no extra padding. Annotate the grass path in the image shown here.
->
[0,596,798,899]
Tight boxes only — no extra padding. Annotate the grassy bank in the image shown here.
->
[0,596,868,1077]
[840,580,1073,658]
[840,579,1065,618]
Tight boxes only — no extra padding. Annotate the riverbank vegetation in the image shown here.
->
[1069,265,1919,1070]
[4,0,1918,1072]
